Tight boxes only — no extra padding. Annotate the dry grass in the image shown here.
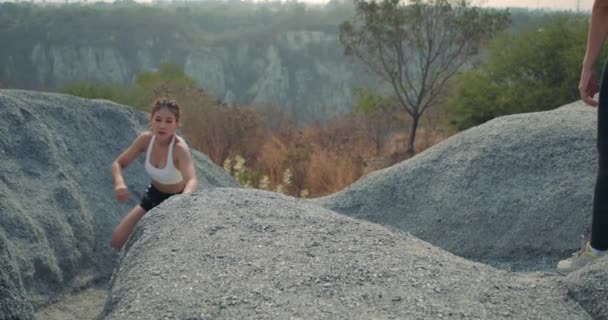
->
[161,88,451,197]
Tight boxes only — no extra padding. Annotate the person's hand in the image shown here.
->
[115,185,129,203]
[579,67,599,107]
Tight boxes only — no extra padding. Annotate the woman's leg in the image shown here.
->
[591,61,608,251]
[111,205,147,250]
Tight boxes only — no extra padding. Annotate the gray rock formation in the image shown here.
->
[0,89,239,320]
[314,101,598,271]
[5,91,606,320]
[99,188,593,320]
[563,259,608,320]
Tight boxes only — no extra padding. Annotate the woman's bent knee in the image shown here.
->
[110,233,125,250]
[111,206,146,250]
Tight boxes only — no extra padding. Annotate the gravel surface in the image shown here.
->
[99,188,593,320]
[314,101,598,272]
[3,90,605,320]
[34,286,107,320]
[562,258,608,320]
[0,89,238,319]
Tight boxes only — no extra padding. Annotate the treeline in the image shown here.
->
[449,14,607,130]
[0,0,354,47]
[0,1,582,57]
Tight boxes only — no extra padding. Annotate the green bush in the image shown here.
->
[60,63,200,111]
[449,14,607,130]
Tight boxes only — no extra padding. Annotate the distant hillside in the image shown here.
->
[0,1,379,124]
[0,2,571,124]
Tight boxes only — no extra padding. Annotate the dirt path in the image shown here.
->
[34,287,107,320]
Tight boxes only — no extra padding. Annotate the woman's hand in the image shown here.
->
[115,185,130,203]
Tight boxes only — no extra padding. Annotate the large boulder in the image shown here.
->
[314,101,597,271]
[0,89,239,319]
[99,188,592,320]
[563,258,608,320]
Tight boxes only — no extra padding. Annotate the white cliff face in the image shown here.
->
[30,44,130,86]
[16,30,380,123]
[283,30,332,50]
[248,45,290,108]
[4,56,17,84]
[136,49,156,74]
[183,30,378,123]
[184,48,228,97]
[30,44,50,85]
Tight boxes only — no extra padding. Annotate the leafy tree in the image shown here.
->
[352,87,400,155]
[449,15,607,130]
[339,0,508,155]
[61,63,204,112]
[353,87,389,115]
[127,63,202,111]
[61,82,130,104]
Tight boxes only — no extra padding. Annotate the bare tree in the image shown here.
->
[340,0,508,155]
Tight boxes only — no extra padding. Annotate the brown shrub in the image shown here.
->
[305,150,363,197]
[174,87,450,197]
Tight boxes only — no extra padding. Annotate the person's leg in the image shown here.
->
[591,60,608,251]
[557,62,608,274]
[111,205,147,250]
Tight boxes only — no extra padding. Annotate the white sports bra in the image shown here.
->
[144,134,184,185]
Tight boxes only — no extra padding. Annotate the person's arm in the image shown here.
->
[580,0,608,106]
[111,132,149,201]
[175,143,198,194]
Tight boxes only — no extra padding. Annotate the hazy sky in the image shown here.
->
[476,0,592,11]
[20,0,595,11]
[304,0,593,11]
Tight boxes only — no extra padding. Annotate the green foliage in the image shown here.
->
[0,3,194,49]
[449,15,606,130]
[259,175,270,191]
[340,0,509,153]
[60,63,200,111]
[224,155,254,188]
[61,82,130,104]
[223,154,297,195]
[276,168,293,194]
[353,87,391,115]
[128,63,200,111]
[507,8,589,34]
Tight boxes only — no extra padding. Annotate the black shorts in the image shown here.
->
[139,184,181,212]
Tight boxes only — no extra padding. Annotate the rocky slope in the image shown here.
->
[4,90,606,320]
[314,101,598,271]
[0,89,239,319]
[99,188,598,320]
